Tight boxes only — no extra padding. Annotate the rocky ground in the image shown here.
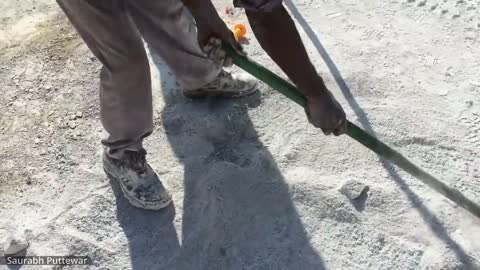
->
[1,0,479,269]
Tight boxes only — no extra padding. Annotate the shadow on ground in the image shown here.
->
[108,54,327,269]
[283,0,475,267]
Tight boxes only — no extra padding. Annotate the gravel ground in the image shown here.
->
[1,0,479,269]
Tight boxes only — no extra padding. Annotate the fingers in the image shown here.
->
[201,37,235,68]
[202,40,213,56]
[306,104,347,136]
[328,117,347,136]
[226,32,245,56]
[310,116,334,136]
[333,106,348,136]
[322,121,345,136]
[202,38,224,66]
[321,128,332,136]
[332,119,347,136]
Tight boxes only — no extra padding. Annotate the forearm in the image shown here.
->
[246,6,326,97]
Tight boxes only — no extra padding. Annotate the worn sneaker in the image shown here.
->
[183,70,258,98]
[103,149,172,210]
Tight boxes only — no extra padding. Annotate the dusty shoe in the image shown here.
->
[183,70,258,98]
[103,149,172,210]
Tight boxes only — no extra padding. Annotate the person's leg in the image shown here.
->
[57,0,171,210]
[127,0,258,97]
[57,0,152,158]
[127,0,218,90]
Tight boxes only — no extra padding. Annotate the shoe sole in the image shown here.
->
[103,156,172,211]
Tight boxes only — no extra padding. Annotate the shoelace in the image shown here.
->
[124,150,148,175]
[220,70,232,79]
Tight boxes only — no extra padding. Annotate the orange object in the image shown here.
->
[233,23,247,41]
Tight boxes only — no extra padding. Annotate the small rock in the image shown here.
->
[339,180,369,200]
[445,67,453,76]
[441,9,448,14]
[34,138,40,144]
[452,13,460,18]
[377,233,386,247]
[417,0,427,6]
[75,111,83,118]
[68,121,77,129]
[3,235,29,255]
[69,114,76,120]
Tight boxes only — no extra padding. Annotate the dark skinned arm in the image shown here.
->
[246,6,347,135]
[246,7,321,95]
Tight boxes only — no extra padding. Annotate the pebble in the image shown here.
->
[339,180,369,200]
[445,67,453,76]
[68,121,77,129]
[3,235,29,255]
[75,111,83,118]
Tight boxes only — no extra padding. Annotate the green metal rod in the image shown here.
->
[224,45,480,218]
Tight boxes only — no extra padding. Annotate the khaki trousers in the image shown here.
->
[57,0,221,158]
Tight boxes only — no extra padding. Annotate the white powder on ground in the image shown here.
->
[0,0,479,269]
